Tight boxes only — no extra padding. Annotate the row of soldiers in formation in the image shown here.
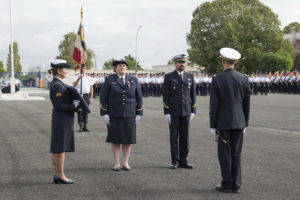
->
[85,71,300,97]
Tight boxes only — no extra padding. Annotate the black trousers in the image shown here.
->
[144,84,149,97]
[77,93,90,124]
[169,116,190,165]
[218,129,243,190]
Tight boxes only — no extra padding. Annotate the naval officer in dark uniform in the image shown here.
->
[48,59,81,184]
[210,48,251,193]
[100,59,143,171]
[162,54,196,169]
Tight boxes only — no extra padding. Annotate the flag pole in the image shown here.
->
[9,0,15,94]
[80,6,83,96]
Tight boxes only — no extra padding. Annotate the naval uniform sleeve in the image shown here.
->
[243,76,251,127]
[190,74,197,114]
[99,77,109,116]
[162,74,170,114]
[135,77,143,116]
[52,83,76,112]
[209,76,219,128]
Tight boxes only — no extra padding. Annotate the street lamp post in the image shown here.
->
[9,0,15,94]
[135,25,142,72]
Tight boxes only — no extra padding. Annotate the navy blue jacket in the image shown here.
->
[100,74,143,117]
[163,70,196,117]
[209,68,251,130]
[50,77,76,128]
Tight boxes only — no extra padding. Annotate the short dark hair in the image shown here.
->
[221,58,236,65]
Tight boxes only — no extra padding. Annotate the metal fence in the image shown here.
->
[0,72,47,88]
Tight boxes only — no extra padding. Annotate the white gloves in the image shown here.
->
[243,128,246,134]
[164,114,171,124]
[210,128,216,136]
[73,100,80,108]
[103,115,110,125]
[135,115,141,123]
[190,113,195,121]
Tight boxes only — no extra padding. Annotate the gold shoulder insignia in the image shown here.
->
[164,103,170,109]
[56,93,62,97]
[100,105,107,111]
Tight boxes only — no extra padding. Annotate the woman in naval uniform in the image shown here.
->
[100,59,143,171]
[48,59,80,184]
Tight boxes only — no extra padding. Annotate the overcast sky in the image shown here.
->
[0,0,299,71]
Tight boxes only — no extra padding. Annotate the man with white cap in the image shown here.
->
[209,47,251,193]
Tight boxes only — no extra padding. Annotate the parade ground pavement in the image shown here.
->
[0,89,300,200]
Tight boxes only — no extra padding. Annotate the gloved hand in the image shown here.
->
[135,115,141,123]
[210,128,216,136]
[164,114,171,124]
[190,113,195,121]
[103,115,110,125]
[73,100,80,108]
[243,128,246,134]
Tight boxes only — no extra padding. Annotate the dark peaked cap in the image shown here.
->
[112,59,129,67]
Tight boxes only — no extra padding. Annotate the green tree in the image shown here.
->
[124,54,143,70]
[56,32,95,69]
[283,22,300,34]
[103,58,116,70]
[167,60,173,65]
[0,61,5,72]
[6,42,22,72]
[261,51,294,72]
[187,0,295,74]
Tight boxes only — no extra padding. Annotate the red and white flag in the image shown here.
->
[73,13,87,68]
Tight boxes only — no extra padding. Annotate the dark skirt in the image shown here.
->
[50,112,75,153]
[106,117,136,144]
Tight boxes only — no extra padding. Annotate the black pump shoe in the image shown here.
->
[123,166,131,171]
[112,167,121,171]
[53,175,74,184]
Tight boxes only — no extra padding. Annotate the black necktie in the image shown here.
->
[121,77,124,85]
[180,73,183,81]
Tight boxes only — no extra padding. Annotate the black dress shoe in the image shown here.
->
[82,128,90,132]
[169,164,177,169]
[123,166,131,171]
[53,175,74,184]
[178,163,194,169]
[112,167,121,171]
[215,185,232,193]
[232,189,239,193]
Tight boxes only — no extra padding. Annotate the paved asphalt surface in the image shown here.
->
[1,90,300,200]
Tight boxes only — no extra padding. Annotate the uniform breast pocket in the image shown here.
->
[110,83,122,93]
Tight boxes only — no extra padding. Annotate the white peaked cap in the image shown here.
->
[51,59,67,65]
[220,47,241,60]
